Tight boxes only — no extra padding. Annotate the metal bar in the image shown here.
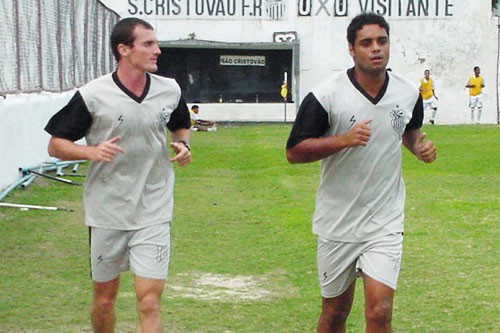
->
[0,174,33,201]
[0,202,73,212]
[19,160,85,174]
[21,174,36,188]
[28,170,82,186]
[56,166,64,176]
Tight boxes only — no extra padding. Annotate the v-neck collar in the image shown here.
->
[112,71,150,104]
[347,67,389,105]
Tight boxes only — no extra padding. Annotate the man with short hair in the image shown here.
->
[189,104,217,132]
[286,13,437,333]
[465,66,485,124]
[45,17,192,333]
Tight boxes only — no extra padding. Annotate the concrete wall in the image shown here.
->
[0,92,75,191]
[135,0,499,125]
[1,0,499,191]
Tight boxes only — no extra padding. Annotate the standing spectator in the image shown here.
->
[286,13,437,333]
[465,66,485,124]
[44,17,192,333]
[419,69,438,124]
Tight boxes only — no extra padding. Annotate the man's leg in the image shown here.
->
[91,278,120,333]
[135,276,165,333]
[194,124,210,131]
[430,108,437,124]
[362,273,395,333]
[317,282,356,333]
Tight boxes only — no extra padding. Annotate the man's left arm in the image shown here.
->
[170,128,192,167]
[402,95,436,163]
[168,96,192,167]
[402,129,437,163]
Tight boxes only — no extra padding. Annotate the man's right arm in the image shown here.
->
[285,93,371,164]
[48,136,124,163]
[286,119,371,164]
[45,91,124,163]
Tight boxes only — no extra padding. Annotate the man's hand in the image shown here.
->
[170,142,192,167]
[416,133,437,163]
[344,118,372,147]
[92,136,125,162]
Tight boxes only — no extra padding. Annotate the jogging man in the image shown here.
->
[45,18,191,333]
[286,13,437,332]
[465,66,485,124]
[419,69,438,124]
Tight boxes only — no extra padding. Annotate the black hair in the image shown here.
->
[347,13,390,46]
[191,105,199,109]
[110,17,154,62]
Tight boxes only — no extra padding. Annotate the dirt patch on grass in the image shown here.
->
[166,270,296,302]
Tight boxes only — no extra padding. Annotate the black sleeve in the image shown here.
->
[44,91,92,141]
[286,92,330,149]
[405,95,423,131]
[167,95,191,131]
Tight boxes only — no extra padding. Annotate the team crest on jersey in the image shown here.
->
[157,108,171,129]
[390,105,406,135]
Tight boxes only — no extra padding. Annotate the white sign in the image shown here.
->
[99,0,288,20]
[100,0,461,20]
[220,55,266,66]
[297,0,460,18]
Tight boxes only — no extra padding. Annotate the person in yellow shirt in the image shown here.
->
[419,69,438,124]
[465,66,485,124]
[189,105,217,132]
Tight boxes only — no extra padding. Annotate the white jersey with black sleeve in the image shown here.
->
[287,68,423,242]
[45,72,191,230]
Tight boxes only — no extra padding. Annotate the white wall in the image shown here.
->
[1,0,499,191]
[191,103,295,122]
[0,92,74,191]
[142,0,499,125]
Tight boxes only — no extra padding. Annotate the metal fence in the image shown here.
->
[0,0,119,96]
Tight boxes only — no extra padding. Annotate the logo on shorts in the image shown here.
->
[394,256,401,273]
[156,245,169,262]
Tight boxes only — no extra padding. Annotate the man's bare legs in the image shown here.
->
[135,276,165,333]
[317,282,356,333]
[91,278,120,333]
[362,273,395,333]
[317,274,395,333]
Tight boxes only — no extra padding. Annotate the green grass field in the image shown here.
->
[0,124,498,332]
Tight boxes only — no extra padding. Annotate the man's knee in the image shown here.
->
[365,299,393,326]
[321,299,351,323]
[93,296,116,315]
[136,295,161,315]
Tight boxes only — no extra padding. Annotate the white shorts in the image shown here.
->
[469,94,483,109]
[90,222,171,282]
[423,96,438,110]
[316,233,403,298]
